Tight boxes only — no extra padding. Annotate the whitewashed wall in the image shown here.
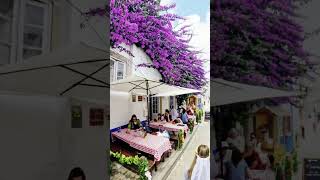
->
[162,97,170,113]
[50,0,107,51]
[0,94,65,180]
[62,98,107,180]
[0,1,108,179]
[0,94,107,180]
[110,91,131,129]
[110,45,162,128]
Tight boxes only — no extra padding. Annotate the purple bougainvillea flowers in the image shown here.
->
[86,0,206,89]
[211,0,311,89]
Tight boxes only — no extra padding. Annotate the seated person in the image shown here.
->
[181,108,188,124]
[127,114,142,131]
[157,113,162,121]
[172,118,182,124]
[164,109,172,122]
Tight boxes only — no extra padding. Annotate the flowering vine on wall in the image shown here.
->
[211,0,312,89]
[85,0,206,89]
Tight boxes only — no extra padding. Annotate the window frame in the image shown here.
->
[0,0,18,64]
[17,0,52,62]
[0,0,52,64]
[110,58,126,82]
[152,97,159,114]
[116,61,125,81]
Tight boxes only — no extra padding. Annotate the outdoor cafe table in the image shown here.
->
[112,129,172,161]
[149,121,188,133]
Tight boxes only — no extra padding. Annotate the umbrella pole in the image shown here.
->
[146,80,150,123]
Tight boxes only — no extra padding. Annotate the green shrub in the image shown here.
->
[110,151,148,180]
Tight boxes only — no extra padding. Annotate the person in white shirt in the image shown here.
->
[170,106,178,120]
[185,144,212,180]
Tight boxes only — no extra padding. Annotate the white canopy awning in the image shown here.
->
[0,42,108,102]
[111,74,200,96]
[212,78,299,106]
[152,86,201,97]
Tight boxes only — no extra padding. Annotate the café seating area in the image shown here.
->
[110,119,196,178]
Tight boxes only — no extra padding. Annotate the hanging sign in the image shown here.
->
[71,105,82,128]
[304,159,320,180]
[89,108,104,126]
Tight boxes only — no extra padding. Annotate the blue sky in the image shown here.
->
[174,0,210,22]
[161,0,210,79]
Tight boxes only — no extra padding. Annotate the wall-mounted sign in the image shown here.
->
[138,96,143,101]
[304,159,320,180]
[71,105,82,128]
[90,108,104,126]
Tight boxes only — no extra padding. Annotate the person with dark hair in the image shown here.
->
[248,132,257,148]
[157,113,162,121]
[164,109,172,122]
[68,167,86,180]
[224,149,251,180]
[128,114,141,130]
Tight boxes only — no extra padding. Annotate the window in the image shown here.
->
[169,96,174,109]
[110,59,126,82]
[110,60,114,82]
[152,97,159,114]
[0,0,14,65]
[0,0,51,64]
[117,62,124,80]
[20,0,51,60]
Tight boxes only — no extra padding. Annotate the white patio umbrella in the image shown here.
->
[152,86,201,97]
[0,41,108,102]
[212,78,300,106]
[111,74,201,121]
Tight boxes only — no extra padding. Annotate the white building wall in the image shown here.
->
[110,91,130,129]
[162,97,170,113]
[110,44,161,128]
[62,98,107,180]
[0,1,108,179]
[0,94,107,180]
[0,94,65,180]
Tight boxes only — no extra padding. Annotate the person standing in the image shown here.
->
[248,132,257,148]
[170,106,178,120]
[224,149,251,180]
[226,128,245,153]
[185,145,212,180]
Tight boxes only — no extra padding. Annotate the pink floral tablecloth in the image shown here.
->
[111,129,136,144]
[149,122,188,133]
[130,134,171,161]
[112,129,171,161]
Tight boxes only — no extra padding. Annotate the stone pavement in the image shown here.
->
[110,162,140,180]
[166,121,210,180]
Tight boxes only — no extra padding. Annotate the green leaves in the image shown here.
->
[177,129,184,150]
[110,151,149,180]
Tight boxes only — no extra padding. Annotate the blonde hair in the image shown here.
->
[197,144,210,158]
